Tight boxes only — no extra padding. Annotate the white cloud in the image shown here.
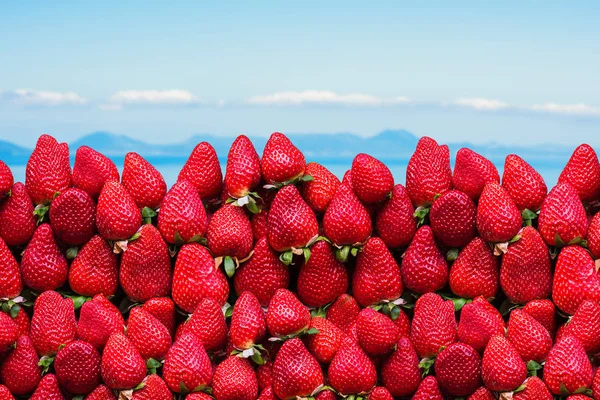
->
[246,90,410,106]
[3,89,88,107]
[530,102,600,116]
[454,98,509,111]
[107,89,200,106]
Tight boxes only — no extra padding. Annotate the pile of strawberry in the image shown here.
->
[0,132,599,400]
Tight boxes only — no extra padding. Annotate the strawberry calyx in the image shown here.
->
[371,298,407,320]
[334,239,366,263]
[521,208,538,227]
[146,357,163,374]
[178,381,212,395]
[227,191,262,214]
[58,291,92,310]
[141,206,158,225]
[446,248,460,261]
[231,343,266,365]
[280,235,319,265]
[413,206,431,227]
[268,326,320,343]
[439,293,472,311]
[215,250,254,278]
[1,295,32,318]
[418,355,437,377]
[33,203,50,225]
[526,360,543,377]
[118,380,145,400]
[493,233,521,256]
[263,173,314,191]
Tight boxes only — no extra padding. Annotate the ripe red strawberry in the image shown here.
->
[0,182,36,246]
[513,376,553,400]
[0,160,13,199]
[543,335,593,395]
[101,332,146,390]
[351,153,394,204]
[381,337,421,397]
[234,237,289,307]
[538,183,588,246]
[561,300,600,354]
[297,240,348,307]
[229,291,266,353]
[300,162,340,213]
[80,384,116,400]
[435,342,482,397]
[49,187,96,245]
[130,374,172,400]
[120,224,171,302]
[375,184,416,248]
[142,297,175,337]
[8,307,30,338]
[261,132,306,184]
[183,298,228,352]
[406,136,452,207]
[72,145,120,200]
[593,370,600,400]
[303,316,342,364]
[224,135,261,198]
[481,335,527,392]
[553,245,600,315]
[410,292,457,359]
[69,235,118,297]
[457,296,505,354]
[476,183,521,242]
[0,237,22,298]
[522,299,556,336]
[0,384,15,400]
[401,225,448,294]
[127,307,172,361]
[326,294,361,333]
[272,338,324,399]
[353,237,403,306]
[502,154,548,211]
[158,180,208,244]
[257,361,273,390]
[0,335,41,396]
[178,141,223,201]
[468,387,495,400]
[212,356,259,400]
[356,308,399,356]
[96,181,142,241]
[449,237,499,299]
[412,376,443,400]
[54,340,101,394]
[77,294,125,350]
[558,144,600,203]
[430,190,477,248]
[506,308,552,362]
[328,336,377,395]
[369,387,394,400]
[20,223,67,292]
[251,209,268,241]
[172,243,229,312]
[188,393,215,400]
[266,288,310,337]
[30,291,77,356]
[453,148,500,200]
[30,374,64,400]
[0,312,18,352]
[25,134,71,205]
[500,226,552,304]
[393,308,411,338]
[122,152,167,210]
[163,333,214,393]
[587,211,600,259]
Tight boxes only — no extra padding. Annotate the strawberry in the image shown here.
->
[172,243,229,313]
[120,224,172,302]
[457,296,505,354]
[20,223,67,292]
[0,385,15,400]
[49,187,96,245]
[430,190,477,248]
[538,183,588,246]
[502,154,548,212]
[300,162,340,213]
[553,245,600,315]
[77,294,125,350]
[468,387,496,400]
[452,148,500,200]
[587,211,600,258]
[101,332,146,390]
[0,312,18,352]
[122,152,167,210]
[500,226,552,304]
[406,136,452,207]
[30,291,77,356]
[297,240,348,308]
[328,336,377,395]
[234,237,289,307]
[303,316,343,364]
[522,299,557,336]
[187,393,214,400]
[481,334,527,392]
[8,307,30,338]
[163,333,214,393]
[54,340,101,394]
[251,209,268,240]
[476,182,521,242]
[158,179,208,244]
[381,337,422,397]
[266,288,310,337]
[207,203,254,277]
[326,294,361,333]
[594,370,600,400]
[369,386,395,400]
[351,153,394,204]
[25,134,71,205]
[127,307,172,361]
[69,235,118,297]
[449,237,499,299]
[393,308,411,338]
[513,376,553,400]
[558,144,600,203]
[229,291,266,354]
[257,361,273,390]
[84,384,117,400]
[178,141,223,201]
[261,132,306,185]
[72,145,120,200]
[30,374,65,400]
[183,297,228,352]
[353,237,403,306]
[0,237,22,298]
[96,181,142,241]
[543,335,593,395]
[561,300,600,354]
[506,308,552,362]
[0,160,13,199]
[0,335,41,396]
[412,376,443,400]
[401,225,448,294]
[0,182,36,246]
[130,374,172,400]
[375,184,416,248]
[272,338,324,399]
[435,342,482,397]
[356,308,399,356]
[315,389,337,400]
[410,292,457,359]
[142,297,175,337]
[212,356,259,400]
[224,135,261,201]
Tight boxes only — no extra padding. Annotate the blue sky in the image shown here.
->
[1,1,599,147]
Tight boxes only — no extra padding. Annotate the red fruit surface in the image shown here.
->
[506,308,552,363]
[72,145,120,200]
[21,223,68,292]
[96,181,142,241]
[69,235,118,297]
[538,183,588,246]
[449,237,499,299]
[271,339,324,400]
[476,182,521,243]
[0,335,41,396]
[513,376,553,400]
[261,132,306,184]
[163,333,214,393]
[453,148,500,200]
[410,292,457,359]
[224,135,261,198]
[158,179,208,244]
[30,291,77,356]
[54,340,102,394]
[303,316,343,364]
[401,225,448,294]
[413,376,444,400]
[560,300,600,354]
[522,299,557,336]
[300,162,340,213]
[406,136,452,207]
[457,297,505,354]
[323,182,372,246]
[356,308,400,356]
[77,294,125,350]
[49,187,96,245]
[502,154,547,211]
[0,237,22,298]
[207,203,253,259]
[179,141,223,200]
[351,153,394,204]
[381,337,422,397]
[122,152,167,210]
[326,294,361,334]
[229,291,266,351]
[130,375,172,400]
[0,160,14,199]
[183,297,228,352]
[558,144,600,202]
[29,374,64,400]
[0,182,36,246]
[543,335,593,395]
[25,134,71,205]
[435,342,482,397]
[266,288,310,337]
[101,333,146,390]
[553,245,600,315]
[481,335,527,392]
[328,336,377,395]
[127,307,172,361]
[375,184,416,248]
[212,356,259,400]
[430,189,477,248]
